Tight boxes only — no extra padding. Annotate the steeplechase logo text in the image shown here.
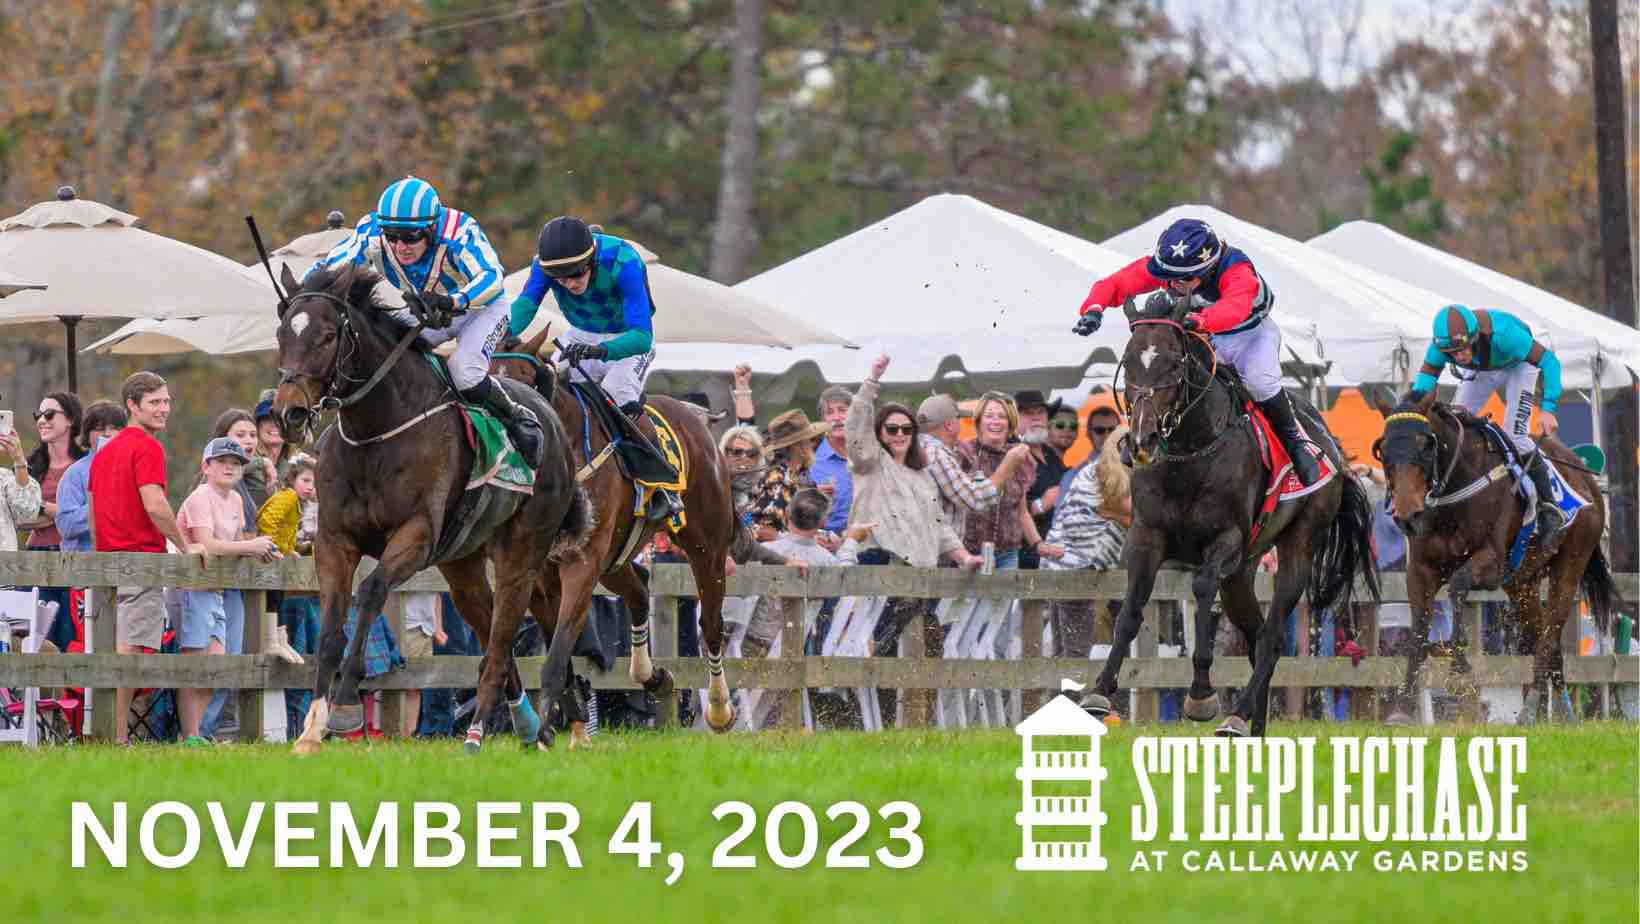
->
[1011,692,1529,874]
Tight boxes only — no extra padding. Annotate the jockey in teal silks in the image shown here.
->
[310,176,543,466]
[509,216,681,517]
[1404,304,1567,547]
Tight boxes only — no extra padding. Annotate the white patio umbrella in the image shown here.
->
[84,211,355,357]
[0,267,46,298]
[503,243,856,349]
[0,186,279,389]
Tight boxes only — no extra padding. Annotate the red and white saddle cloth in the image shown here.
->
[1246,400,1336,542]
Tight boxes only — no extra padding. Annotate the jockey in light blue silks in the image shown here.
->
[1404,304,1568,547]
[309,176,543,466]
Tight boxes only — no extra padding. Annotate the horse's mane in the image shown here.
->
[298,265,418,345]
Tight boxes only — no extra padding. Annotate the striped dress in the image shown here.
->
[1043,462,1125,572]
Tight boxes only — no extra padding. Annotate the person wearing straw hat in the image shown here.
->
[1072,217,1320,486]
[748,409,829,540]
[309,176,543,466]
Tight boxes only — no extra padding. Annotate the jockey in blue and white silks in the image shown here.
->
[310,176,542,465]
[1405,304,1567,545]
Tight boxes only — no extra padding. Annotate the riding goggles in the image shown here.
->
[538,244,596,279]
[382,226,432,245]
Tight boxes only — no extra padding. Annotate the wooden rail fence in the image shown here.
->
[0,552,1634,742]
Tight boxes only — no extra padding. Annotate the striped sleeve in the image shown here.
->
[305,215,375,281]
[449,214,505,309]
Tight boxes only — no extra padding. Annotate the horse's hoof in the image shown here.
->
[292,739,321,757]
[1384,711,1416,727]
[510,697,542,743]
[706,702,736,734]
[326,703,365,735]
[643,666,675,699]
[1078,692,1112,719]
[1183,695,1219,722]
[1214,715,1249,738]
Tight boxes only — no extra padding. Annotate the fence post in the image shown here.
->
[780,597,806,731]
[1135,602,1160,723]
[89,586,118,742]
[379,593,406,737]
[899,599,928,729]
[653,595,680,729]
[239,589,268,743]
[1019,600,1047,716]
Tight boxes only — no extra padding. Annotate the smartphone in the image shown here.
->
[0,410,13,437]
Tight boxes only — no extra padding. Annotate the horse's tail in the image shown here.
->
[1309,470,1382,622]
[1580,543,1622,634]
[549,485,596,559]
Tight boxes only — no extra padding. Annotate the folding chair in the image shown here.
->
[127,626,180,743]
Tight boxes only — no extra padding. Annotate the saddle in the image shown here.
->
[1244,396,1334,546]
[563,381,689,532]
[420,354,535,563]
[1467,416,1589,571]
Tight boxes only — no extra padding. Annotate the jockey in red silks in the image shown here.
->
[1072,218,1320,485]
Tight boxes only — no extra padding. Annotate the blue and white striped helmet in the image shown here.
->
[375,176,443,229]
[1146,218,1223,280]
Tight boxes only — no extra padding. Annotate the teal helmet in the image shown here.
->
[1433,304,1479,353]
[375,176,442,230]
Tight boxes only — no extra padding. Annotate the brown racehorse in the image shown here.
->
[273,264,588,754]
[492,326,739,746]
[1373,393,1620,723]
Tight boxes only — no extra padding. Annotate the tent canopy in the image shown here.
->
[1308,221,1640,388]
[1102,205,1458,384]
[0,267,45,298]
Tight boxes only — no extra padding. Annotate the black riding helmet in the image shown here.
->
[536,216,596,278]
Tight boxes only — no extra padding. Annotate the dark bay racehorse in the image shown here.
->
[273,264,587,754]
[1373,394,1619,722]
[1080,296,1379,736]
[491,325,739,745]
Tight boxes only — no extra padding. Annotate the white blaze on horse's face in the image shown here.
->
[1139,345,1158,371]
[288,311,310,338]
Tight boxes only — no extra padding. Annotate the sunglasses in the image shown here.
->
[382,227,430,245]
[33,409,62,423]
[1090,425,1116,436]
[1050,420,1079,431]
[881,424,915,436]
[541,259,593,280]
[726,447,761,460]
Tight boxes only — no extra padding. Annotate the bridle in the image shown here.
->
[276,289,426,440]
[1115,317,1226,457]
[1374,407,1494,507]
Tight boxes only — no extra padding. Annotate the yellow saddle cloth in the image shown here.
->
[634,404,688,531]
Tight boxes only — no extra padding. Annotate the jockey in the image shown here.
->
[310,176,543,466]
[1405,304,1567,546]
[509,216,681,515]
[1073,218,1320,485]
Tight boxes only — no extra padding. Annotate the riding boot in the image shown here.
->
[463,376,544,468]
[1525,450,1567,549]
[1256,391,1321,486]
[622,400,684,520]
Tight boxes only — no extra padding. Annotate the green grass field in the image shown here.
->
[4,722,1635,924]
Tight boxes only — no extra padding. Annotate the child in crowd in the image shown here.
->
[174,438,280,746]
[257,455,317,556]
[258,454,320,736]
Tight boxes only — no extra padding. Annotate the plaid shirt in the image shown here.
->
[918,434,1000,539]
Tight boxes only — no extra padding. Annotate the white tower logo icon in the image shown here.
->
[1013,679,1109,871]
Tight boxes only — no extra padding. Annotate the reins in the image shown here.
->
[1117,317,1231,459]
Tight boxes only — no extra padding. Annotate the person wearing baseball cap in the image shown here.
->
[916,393,1031,540]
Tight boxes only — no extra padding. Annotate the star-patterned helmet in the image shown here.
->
[1146,218,1223,280]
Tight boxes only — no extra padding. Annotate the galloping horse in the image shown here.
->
[1080,295,1379,736]
[273,264,588,754]
[1373,393,1619,722]
[491,325,739,746]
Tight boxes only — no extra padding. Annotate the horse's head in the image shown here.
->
[1120,292,1195,463]
[273,262,373,438]
[1372,389,1440,536]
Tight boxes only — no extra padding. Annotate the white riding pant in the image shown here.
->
[413,297,510,391]
[560,326,656,408]
[1210,316,1283,402]
[1453,363,1539,456]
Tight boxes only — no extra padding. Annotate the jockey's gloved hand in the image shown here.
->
[1071,311,1102,336]
[562,341,609,364]
[1181,312,1205,333]
[416,291,457,329]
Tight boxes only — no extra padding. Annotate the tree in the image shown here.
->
[1360,130,1447,241]
[708,0,763,283]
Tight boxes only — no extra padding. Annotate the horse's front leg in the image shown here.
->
[1185,530,1244,722]
[1389,559,1440,725]
[294,539,362,755]
[1083,527,1166,718]
[1225,538,1308,737]
[328,519,435,735]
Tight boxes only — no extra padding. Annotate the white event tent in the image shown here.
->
[1102,205,1456,385]
[647,194,1329,409]
[1309,221,1640,388]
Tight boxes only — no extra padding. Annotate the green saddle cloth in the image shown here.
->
[422,354,534,495]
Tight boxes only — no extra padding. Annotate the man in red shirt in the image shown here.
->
[89,371,203,744]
